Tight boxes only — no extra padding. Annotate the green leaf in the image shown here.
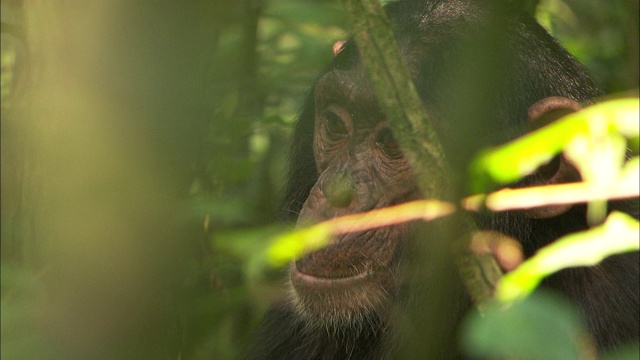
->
[267,224,332,266]
[496,211,640,302]
[461,291,591,360]
[469,113,587,192]
[469,97,640,193]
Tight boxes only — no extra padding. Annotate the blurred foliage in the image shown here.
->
[461,291,593,360]
[470,97,639,194]
[0,0,637,359]
[463,291,639,360]
[536,0,639,93]
[1,0,346,359]
[496,211,639,302]
[261,92,639,359]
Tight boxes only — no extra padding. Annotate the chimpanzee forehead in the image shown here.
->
[314,69,382,125]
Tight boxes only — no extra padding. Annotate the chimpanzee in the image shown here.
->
[244,0,639,359]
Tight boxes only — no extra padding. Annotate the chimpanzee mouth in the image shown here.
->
[290,262,375,288]
[287,230,400,324]
[288,253,395,324]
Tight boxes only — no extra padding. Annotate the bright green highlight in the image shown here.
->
[496,211,640,303]
[470,98,640,193]
[267,224,332,266]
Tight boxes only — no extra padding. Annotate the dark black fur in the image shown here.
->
[245,0,639,358]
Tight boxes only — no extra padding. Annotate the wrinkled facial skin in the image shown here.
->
[288,70,421,326]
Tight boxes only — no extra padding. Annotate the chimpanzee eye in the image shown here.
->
[376,127,402,159]
[323,110,348,140]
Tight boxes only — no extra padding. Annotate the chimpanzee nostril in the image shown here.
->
[321,172,355,208]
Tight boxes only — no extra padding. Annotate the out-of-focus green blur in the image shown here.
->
[1,1,346,358]
[0,1,636,359]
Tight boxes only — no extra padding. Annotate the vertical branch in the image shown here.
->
[339,0,503,307]
[340,0,446,198]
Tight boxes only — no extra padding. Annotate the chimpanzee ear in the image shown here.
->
[523,96,582,219]
[527,96,582,127]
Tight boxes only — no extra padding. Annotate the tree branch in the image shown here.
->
[339,0,502,307]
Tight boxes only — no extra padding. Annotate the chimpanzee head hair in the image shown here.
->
[282,0,600,223]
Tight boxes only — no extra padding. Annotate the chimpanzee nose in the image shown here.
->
[321,171,355,208]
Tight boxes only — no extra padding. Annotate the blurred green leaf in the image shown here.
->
[190,195,253,226]
[476,163,639,213]
[496,211,640,302]
[1,264,50,360]
[469,98,640,193]
[461,291,591,360]
[565,130,626,223]
[267,224,332,267]
[264,199,455,267]
[213,225,286,281]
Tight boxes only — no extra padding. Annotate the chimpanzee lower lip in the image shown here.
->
[290,262,373,286]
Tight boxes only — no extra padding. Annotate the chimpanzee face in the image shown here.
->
[289,69,421,326]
